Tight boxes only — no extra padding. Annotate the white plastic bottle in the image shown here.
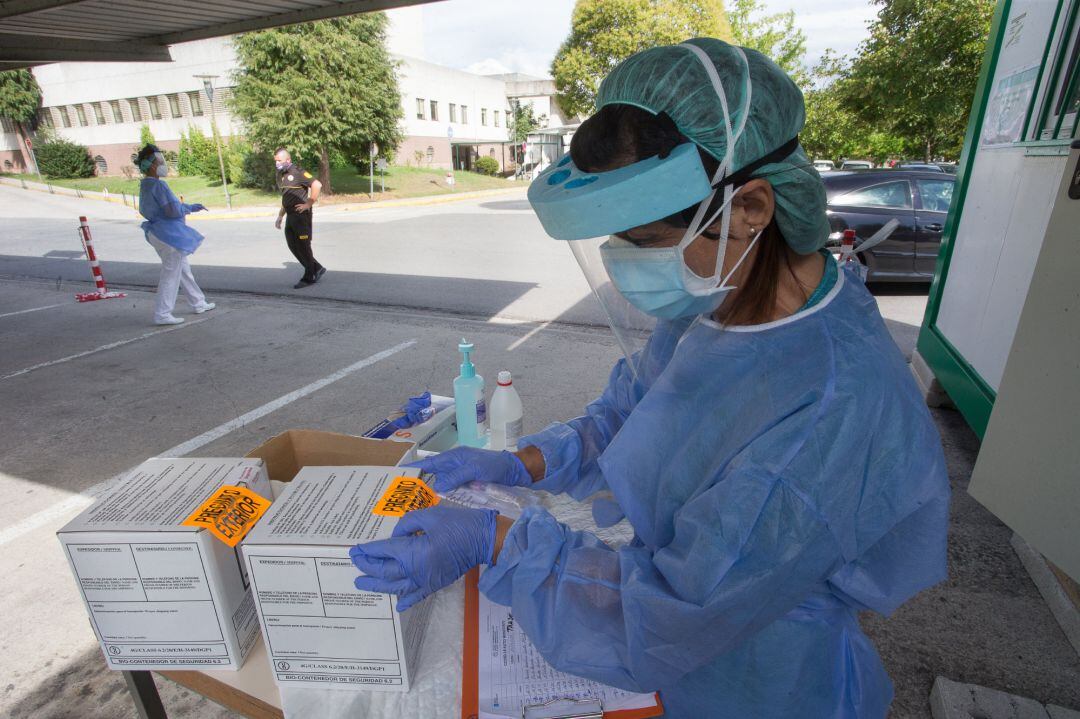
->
[489,371,524,451]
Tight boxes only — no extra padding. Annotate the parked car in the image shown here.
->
[813,159,837,172]
[821,170,956,282]
[898,162,945,172]
[840,160,873,170]
[936,162,958,174]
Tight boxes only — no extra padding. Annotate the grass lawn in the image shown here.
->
[5,165,516,209]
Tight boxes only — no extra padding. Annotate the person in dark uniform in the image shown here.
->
[274,147,326,289]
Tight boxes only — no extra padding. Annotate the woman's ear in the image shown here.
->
[732,179,775,232]
[705,178,775,237]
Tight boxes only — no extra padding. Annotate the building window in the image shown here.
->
[416,97,425,120]
[127,98,143,122]
[481,108,487,126]
[37,109,51,128]
[167,94,182,118]
[426,145,434,162]
[93,103,106,124]
[494,110,500,127]
[94,155,107,175]
[3,160,12,171]
[430,100,438,122]
[60,107,72,128]
[461,105,468,124]
[147,96,162,120]
[188,92,203,117]
[0,117,11,132]
[75,105,88,126]
[110,100,123,123]
[449,103,457,123]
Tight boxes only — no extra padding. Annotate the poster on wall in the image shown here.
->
[981,65,1040,147]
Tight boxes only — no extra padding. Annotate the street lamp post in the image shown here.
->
[194,74,231,210]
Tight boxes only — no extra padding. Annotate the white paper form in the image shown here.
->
[477,591,658,719]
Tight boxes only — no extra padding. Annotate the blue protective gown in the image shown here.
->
[479,265,950,718]
[139,177,204,254]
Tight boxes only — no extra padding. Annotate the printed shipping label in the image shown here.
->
[372,476,439,517]
[182,485,271,547]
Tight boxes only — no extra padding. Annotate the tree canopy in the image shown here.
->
[0,70,41,125]
[834,0,993,161]
[551,0,734,118]
[230,14,403,193]
[727,0,807,82]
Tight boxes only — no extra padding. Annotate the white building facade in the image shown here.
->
[8,12,572,177]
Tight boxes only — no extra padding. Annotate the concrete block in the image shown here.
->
[930,677,1050,719]
[1047,706,1080,719]
[1011,533,1080,657]
[910,349,955,408]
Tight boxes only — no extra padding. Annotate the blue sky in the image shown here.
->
[410,0,879,77]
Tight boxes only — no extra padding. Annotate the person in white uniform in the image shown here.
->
[136,144,215,325]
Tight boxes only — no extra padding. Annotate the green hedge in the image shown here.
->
[474,155,500,176]
[36,139,96,179]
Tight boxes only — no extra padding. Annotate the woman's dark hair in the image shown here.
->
[135,143,160,170]
[570,104,806,325]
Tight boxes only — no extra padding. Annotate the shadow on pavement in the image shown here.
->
[0,254,539,323]
[477,200,533,211]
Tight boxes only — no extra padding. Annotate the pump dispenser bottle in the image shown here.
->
[454,339,485,447]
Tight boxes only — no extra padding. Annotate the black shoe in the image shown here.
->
[293,279,314,289]
[313,266,327,283]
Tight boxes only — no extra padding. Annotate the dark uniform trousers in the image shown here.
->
[284,211,322,282]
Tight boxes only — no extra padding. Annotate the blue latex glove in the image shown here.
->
[407,447,532,493]
[350,506,497,611]
[185,203,207,213]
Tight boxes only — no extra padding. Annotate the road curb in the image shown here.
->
[1,176,527,220]
[195,185,528,220]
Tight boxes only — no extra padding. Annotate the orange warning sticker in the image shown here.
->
[373,476,440,517]
[181,485,271,547]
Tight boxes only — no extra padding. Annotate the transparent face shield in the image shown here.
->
[531,43,755,374]
[569,236,659,373]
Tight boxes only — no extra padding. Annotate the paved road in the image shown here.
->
[1,186,1076,718]
[0,184,927,357]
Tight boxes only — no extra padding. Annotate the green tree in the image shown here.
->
[508,102,545,143]
[139,124,156,147]
[551,0,734,118]
[837,0,994,161]
[727,0,807,82]
[0,70,42,173]
[230,14,403,194]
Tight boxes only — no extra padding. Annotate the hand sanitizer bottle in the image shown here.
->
[489,371,524,451]
[454,340,484,447]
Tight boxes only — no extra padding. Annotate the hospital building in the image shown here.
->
[0,6,575,176]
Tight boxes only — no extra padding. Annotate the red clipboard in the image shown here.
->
[461,568,663,719]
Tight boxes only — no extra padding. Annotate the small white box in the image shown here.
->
[58,458,270,670]
[242,466,434,692]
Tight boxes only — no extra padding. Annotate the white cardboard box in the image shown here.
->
[242,466,434,692]
[57,458,270,670]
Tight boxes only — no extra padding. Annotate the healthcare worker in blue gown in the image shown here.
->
[351,38,950,719]
[136,143,215,325]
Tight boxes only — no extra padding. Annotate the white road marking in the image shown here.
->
[0,338,417,547]
[507,320,552,351]
[0,314,217,381]
[0,302,69,319]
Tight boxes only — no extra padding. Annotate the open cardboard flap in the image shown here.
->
[245,429,413,484]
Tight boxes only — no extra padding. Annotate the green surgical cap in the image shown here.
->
[596,37,830,254]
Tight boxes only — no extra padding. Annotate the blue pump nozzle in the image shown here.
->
[458,339,476,379]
